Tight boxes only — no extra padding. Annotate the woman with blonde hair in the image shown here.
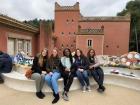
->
[31,48,48,99]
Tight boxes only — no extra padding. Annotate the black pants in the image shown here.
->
[91,67,104,87]
[61,71,75,92]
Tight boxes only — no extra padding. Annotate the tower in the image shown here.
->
[54,2,80,55]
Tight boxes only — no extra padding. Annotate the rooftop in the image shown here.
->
[55,2,79,11]
[79,15,130,22]
[0,14,39,33]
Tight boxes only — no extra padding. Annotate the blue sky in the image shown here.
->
[0,0,132,21]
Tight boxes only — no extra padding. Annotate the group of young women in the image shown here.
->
[30,48,105,104]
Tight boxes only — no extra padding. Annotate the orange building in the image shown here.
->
[54,2,130,56]
[0,2,130,56]
[0,15,50,56]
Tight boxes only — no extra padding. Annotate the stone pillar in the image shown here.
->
[39,20,47,52]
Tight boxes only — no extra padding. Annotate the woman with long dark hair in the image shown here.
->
[74,49,91,92]
[61,48,75,101]
[45,48,61,104]
[87,49,105,92]
[31,48,48,99]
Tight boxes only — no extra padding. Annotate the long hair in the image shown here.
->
[63,48,73,64]
[38,48,48,67]
[87,48,96,59]
[50,48,59,59]
[75,48,85,59]
[49,48,60,68]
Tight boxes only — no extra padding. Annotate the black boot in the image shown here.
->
[36,92,44,99]
[52,93,60,104]
[101,85,106,92]
[0,74,4,84]
[97,85,105,93]
[40,91,45,97]
[53,91,55,97]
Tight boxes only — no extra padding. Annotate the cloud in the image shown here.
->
[0,0,131,21]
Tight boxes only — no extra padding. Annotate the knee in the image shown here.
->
[83,71,88,78]
[91,70,96,75]
[45,75,51,81]
[76,70,81,75]
[51,75,59,82]
[33,73,41,80]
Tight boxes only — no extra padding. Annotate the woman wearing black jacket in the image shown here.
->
[31,48,48,99]
[45,48,62,104]
[87,49,105,92]
[74,49,91,92]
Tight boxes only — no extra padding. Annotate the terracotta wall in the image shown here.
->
[54,10,80,55]
[0,25,38,56]
[79,21,130,55]
[76,35,104,55]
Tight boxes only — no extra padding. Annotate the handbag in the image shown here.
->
[25,69,33,79]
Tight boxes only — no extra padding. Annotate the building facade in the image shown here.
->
[0,2,130,56]
[54,2,130,56]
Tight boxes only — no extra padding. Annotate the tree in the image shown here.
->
[117,0,140,53]
[23,19,54,35]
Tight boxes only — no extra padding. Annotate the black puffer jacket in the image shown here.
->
[0,52,12,73]
[31,55,48,74]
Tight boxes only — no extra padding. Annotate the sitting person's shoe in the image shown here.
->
[101,86,106,92]
[97,88,103,93]
[0,78,4,84]
[62,91,69,101]
[87,86,91,92]
[36,92,44,99]
[52,93,60,104]
[97,85,105,93]
[40,91,45,97]
[82,86,86,92]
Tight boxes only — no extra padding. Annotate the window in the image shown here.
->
[7,37,31,55]
[61,32,64,35]
[7,38,15,55]
[72,19,74,22]
[87,40,92,47]
[18,40,24,52]
[61,44,64,48]
[24,40,31,55]
[66,19,69,24]
[106,45,109,48]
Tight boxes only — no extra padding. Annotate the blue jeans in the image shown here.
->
[91,67,104,86]
[76,70,90,87]
[45,70,61,94]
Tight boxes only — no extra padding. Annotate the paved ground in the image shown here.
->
[0,84,140,105]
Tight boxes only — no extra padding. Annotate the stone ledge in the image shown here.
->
[2,70,140,92]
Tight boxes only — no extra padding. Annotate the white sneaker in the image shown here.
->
[82,86,86,92]
[87,86,91,92]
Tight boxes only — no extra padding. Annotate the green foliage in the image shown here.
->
[23,19,54,35]
[117,0,140,53]
[24,18,40,28]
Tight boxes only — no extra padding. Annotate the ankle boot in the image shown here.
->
[39,91,45,97]
[52,93,60,104]
[36,92,43,99]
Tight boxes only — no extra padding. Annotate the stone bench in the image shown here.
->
[2,67,140,92]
